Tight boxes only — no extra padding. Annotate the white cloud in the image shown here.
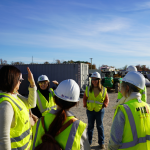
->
[136,1,150,10]
[119,1,150,12]
[68,1,105,10]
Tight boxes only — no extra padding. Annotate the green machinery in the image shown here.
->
[101,71,122,93]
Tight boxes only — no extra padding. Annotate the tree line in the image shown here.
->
[0,59,97,69]
[1,58,150,71]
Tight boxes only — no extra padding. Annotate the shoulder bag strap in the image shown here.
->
[56,118,78,136]
[41,116,78,136]
[41,116,46,132]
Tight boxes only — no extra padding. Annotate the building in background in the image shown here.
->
[0,63,88,96]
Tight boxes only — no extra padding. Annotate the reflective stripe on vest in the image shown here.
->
[87,86,105,104]
[0,95,22,111]
[32,119,40,150]
[142,91,146,94]
[49,89,54,97]
[37,92,50,113]
[120,104,150,149]
[37,89,55,113]
[37,92,47,113]
[12,134,32,150]
[87,100,103,105]
[11,128,31,143]
[0,94,31,150]
[65,120,80,150]
[32,118,80,150]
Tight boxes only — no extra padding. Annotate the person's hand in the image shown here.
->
[27,67,35,87]
[83,104,87,108]
[32,114,38,123]
[52,80,59,85]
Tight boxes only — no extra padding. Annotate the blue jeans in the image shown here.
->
[86,109,105,145]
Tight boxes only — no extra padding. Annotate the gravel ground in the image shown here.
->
[70,87,150,150]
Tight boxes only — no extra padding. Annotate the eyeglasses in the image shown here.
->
[39,82,48,85]
[19,79,23,83]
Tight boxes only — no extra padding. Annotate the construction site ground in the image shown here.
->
[70,87,150,150]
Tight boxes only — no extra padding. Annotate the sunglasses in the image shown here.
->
[92,78,99,81]
[39,82,48,85]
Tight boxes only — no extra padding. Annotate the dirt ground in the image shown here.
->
[70,87,150,150]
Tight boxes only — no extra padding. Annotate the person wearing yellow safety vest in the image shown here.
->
[0,65,37,150]
[32,75,58,118]
[108,71,150,150]
[117,65,147,103]
[30,79,91,150]
[83,72,109,149]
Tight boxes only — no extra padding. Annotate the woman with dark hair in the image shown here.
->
[83,72,109,149]
[31,75,58,118]
[30,79,91,150]
[0,65,37,150]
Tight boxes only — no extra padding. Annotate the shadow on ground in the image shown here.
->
[91,145,106,150]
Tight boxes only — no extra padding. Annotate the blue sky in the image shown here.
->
[0,0,150,69]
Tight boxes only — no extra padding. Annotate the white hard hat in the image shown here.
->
[126,65,137,72]
[91,72,101,79]
[38,75,49,82]
[122,71,145,90]
[54,79,80,102]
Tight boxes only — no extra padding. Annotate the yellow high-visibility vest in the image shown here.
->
[37,88,56,116]
[0,93,32,150]
[114,98,150,149]
[30,111,87,150]
[85,86,107,112]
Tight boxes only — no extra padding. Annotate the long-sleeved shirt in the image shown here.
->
[108,92,142,150]
[0,86,37,150]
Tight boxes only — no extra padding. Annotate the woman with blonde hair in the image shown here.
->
[83,72,109,149]
[109,71,150,149]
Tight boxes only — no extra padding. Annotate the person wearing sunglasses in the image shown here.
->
[0,65,37,150]
[31,75,58,118]
[83,72,109,149]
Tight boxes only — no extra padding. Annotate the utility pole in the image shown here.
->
[90,58,93,69]
[32,56,33,64]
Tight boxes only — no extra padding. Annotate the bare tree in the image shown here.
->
[122,65,128,70]
[0,59,7,65]
[56,59,61,64]
[11,62,24,65]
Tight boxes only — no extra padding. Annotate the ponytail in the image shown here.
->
[47,96,77,137]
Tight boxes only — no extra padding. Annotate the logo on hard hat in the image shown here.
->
[40,77,44,80]
[93,73,96,75]
[70,97,72,99]
[65,96,69,99]
[61,94,64,97]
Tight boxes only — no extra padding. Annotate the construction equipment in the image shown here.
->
[101,71,122,93]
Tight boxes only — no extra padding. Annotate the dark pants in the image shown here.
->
[86,109,105,145]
